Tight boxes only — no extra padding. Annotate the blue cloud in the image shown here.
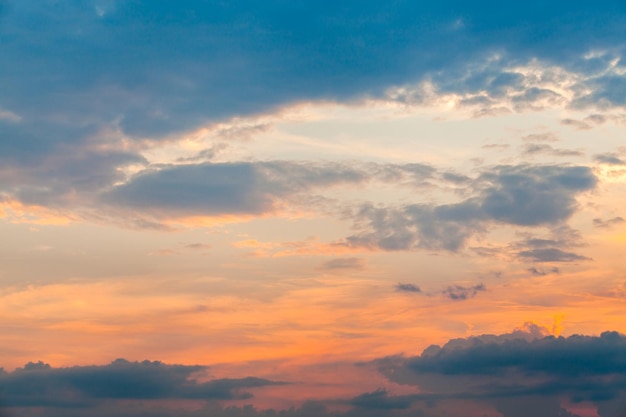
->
[0,359,282,407]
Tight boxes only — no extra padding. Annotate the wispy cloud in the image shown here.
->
[395,283,422,293]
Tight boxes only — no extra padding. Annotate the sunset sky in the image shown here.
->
[2,1,626,416]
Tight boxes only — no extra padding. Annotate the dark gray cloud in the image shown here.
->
[0,359,282,408]
[350,389,412,410]
[593,216,625,228]
[405,331,626,377]
[345,165,596,253]
[395,283,422,293]
[4,332,626,417]
[375,329,626,417]
[441,283,486,300]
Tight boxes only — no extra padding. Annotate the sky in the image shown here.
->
[1,1,626,416]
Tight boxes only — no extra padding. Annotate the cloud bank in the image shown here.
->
[4,329,626,417]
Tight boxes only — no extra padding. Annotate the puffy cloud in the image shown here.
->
[477,165,596,225]
[4,331,626,417]
[405,330,626,378]
[376,328,626,417]
[0,359,282,408]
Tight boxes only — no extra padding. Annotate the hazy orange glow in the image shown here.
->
[0,200,75,225]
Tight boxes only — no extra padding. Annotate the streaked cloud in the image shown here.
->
[320,258,366,271]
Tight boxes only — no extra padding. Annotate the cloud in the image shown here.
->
[517,248,590,263]
[0,359,282,408]
[0,145,147,208]
[522,133,560,142]
[481,143,511,150]
[345,164,597,252]
[593,153,626,165]
[469,226,589,265]
[100,161,435,221]
[3,0,624,140]
[176,144,229,163]
[477,165,596,225]
[376,327,626,417]
[407,330,626,379]
[0,1,624,219]
[560,118,593,130]
[528,267,560,276]
[395,283,422,293]
[350,389,412,410]
[441,283,486,300]
[4,331,626,417]
[184,243,212,250]
[593,216,625,228]
[522,144,584,157]
[320,257,366,271]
